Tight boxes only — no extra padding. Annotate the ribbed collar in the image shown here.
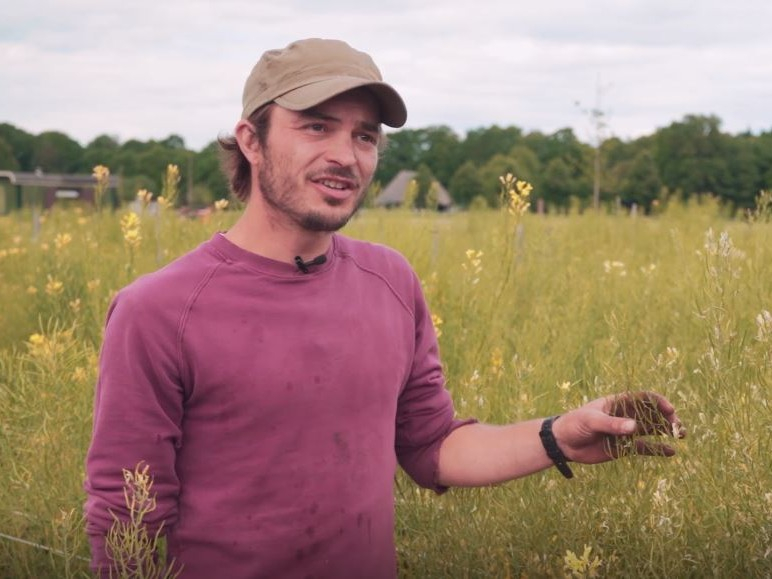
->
[207,232,337,278]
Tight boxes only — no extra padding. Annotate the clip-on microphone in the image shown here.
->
[294,254,327,274]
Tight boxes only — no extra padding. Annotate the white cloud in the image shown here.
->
[1,0,771,150]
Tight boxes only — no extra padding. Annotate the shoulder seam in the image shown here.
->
[336,246,415,319]
[176,260,226,384]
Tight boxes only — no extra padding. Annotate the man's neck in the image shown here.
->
[224,201,333,264]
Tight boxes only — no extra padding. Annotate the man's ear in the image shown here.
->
[234,120,262,164]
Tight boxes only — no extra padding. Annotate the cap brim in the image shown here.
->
[274,77,407,128]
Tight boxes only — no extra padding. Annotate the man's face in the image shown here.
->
[256,88,380,232]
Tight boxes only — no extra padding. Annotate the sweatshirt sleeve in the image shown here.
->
[83,287,185,574]
[394,273,475,492]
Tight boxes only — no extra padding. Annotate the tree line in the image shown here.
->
[1,114,770,213]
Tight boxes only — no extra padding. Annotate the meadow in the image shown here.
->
[0,178,770,577]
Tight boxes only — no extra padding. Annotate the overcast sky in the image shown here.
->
[2,0,771,151]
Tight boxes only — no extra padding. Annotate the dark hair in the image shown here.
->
[218,104,274,202]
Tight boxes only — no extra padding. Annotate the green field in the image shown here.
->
[0,196,770,577]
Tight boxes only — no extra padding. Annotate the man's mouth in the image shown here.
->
[317,178,350,190]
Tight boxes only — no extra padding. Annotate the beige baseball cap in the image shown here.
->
[241,38,407,128]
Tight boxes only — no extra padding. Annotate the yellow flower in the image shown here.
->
[28,333,46,347]
[92,165,110,182]
[121,212,142,248]
[136,189,154,205]
[214,198,229,211]
[69,298,81,313]
[54,232,73,250]
[26,285,38,295]
[87,279,101,292]
[431,314,443,338]
[123,228,142,248]
[563,545,602,578]
[499,173,532,216]
[45,275,64,296]
[121,212,140,230]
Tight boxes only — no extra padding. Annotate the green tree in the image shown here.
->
[82,134,121,173]
[654,114,730,199]
[419,125,462,185]
[619,150,662,211]
[0,137,20,171]
[0,123,35,170]
[461,125,523,166]
[376,129,426,185]
[31,131,83,173]
[194,141,229,201]
[448,161,483,207]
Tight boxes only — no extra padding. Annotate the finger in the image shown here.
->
[608,392,682,437]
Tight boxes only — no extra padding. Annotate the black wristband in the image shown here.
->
[539,416,574,479]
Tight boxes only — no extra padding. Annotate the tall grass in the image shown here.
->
[0,193,769,577]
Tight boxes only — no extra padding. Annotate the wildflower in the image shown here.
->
[28,333,47,347]
[431,314,443,338]
[121,212,142,249]
[462,249,484,284]
[160,164,181,208]
[69,299,81,313]
[54,232,72,251]
[214,199,229,211]
[87,279,101,292]
[558,381,572,393]
[499,173,532,216]
[603,260,626,275]
[703,228,746,260]
[72,366,88,381]
[92,165,111,211]
[26,285,38,295]
[137,189,154,206]
[755,310,772,342]
[92,165,110,182]
[45,275,64,296]
[563,545,602,578]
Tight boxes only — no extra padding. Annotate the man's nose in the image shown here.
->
[325,133,357,166]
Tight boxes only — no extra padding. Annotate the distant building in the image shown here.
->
[0,170,121,213]
[375,170,453,211]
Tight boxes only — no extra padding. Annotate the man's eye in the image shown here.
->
[308,123,326,132]
[358,134,378,145]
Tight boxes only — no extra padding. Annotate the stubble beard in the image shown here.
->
[257,151,369,233]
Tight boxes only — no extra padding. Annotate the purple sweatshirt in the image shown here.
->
[84,232,471,578]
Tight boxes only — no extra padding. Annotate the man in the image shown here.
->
[84,38,684,578]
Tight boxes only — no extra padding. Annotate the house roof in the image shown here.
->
[0,170,120,188]
[375,170,453,208]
